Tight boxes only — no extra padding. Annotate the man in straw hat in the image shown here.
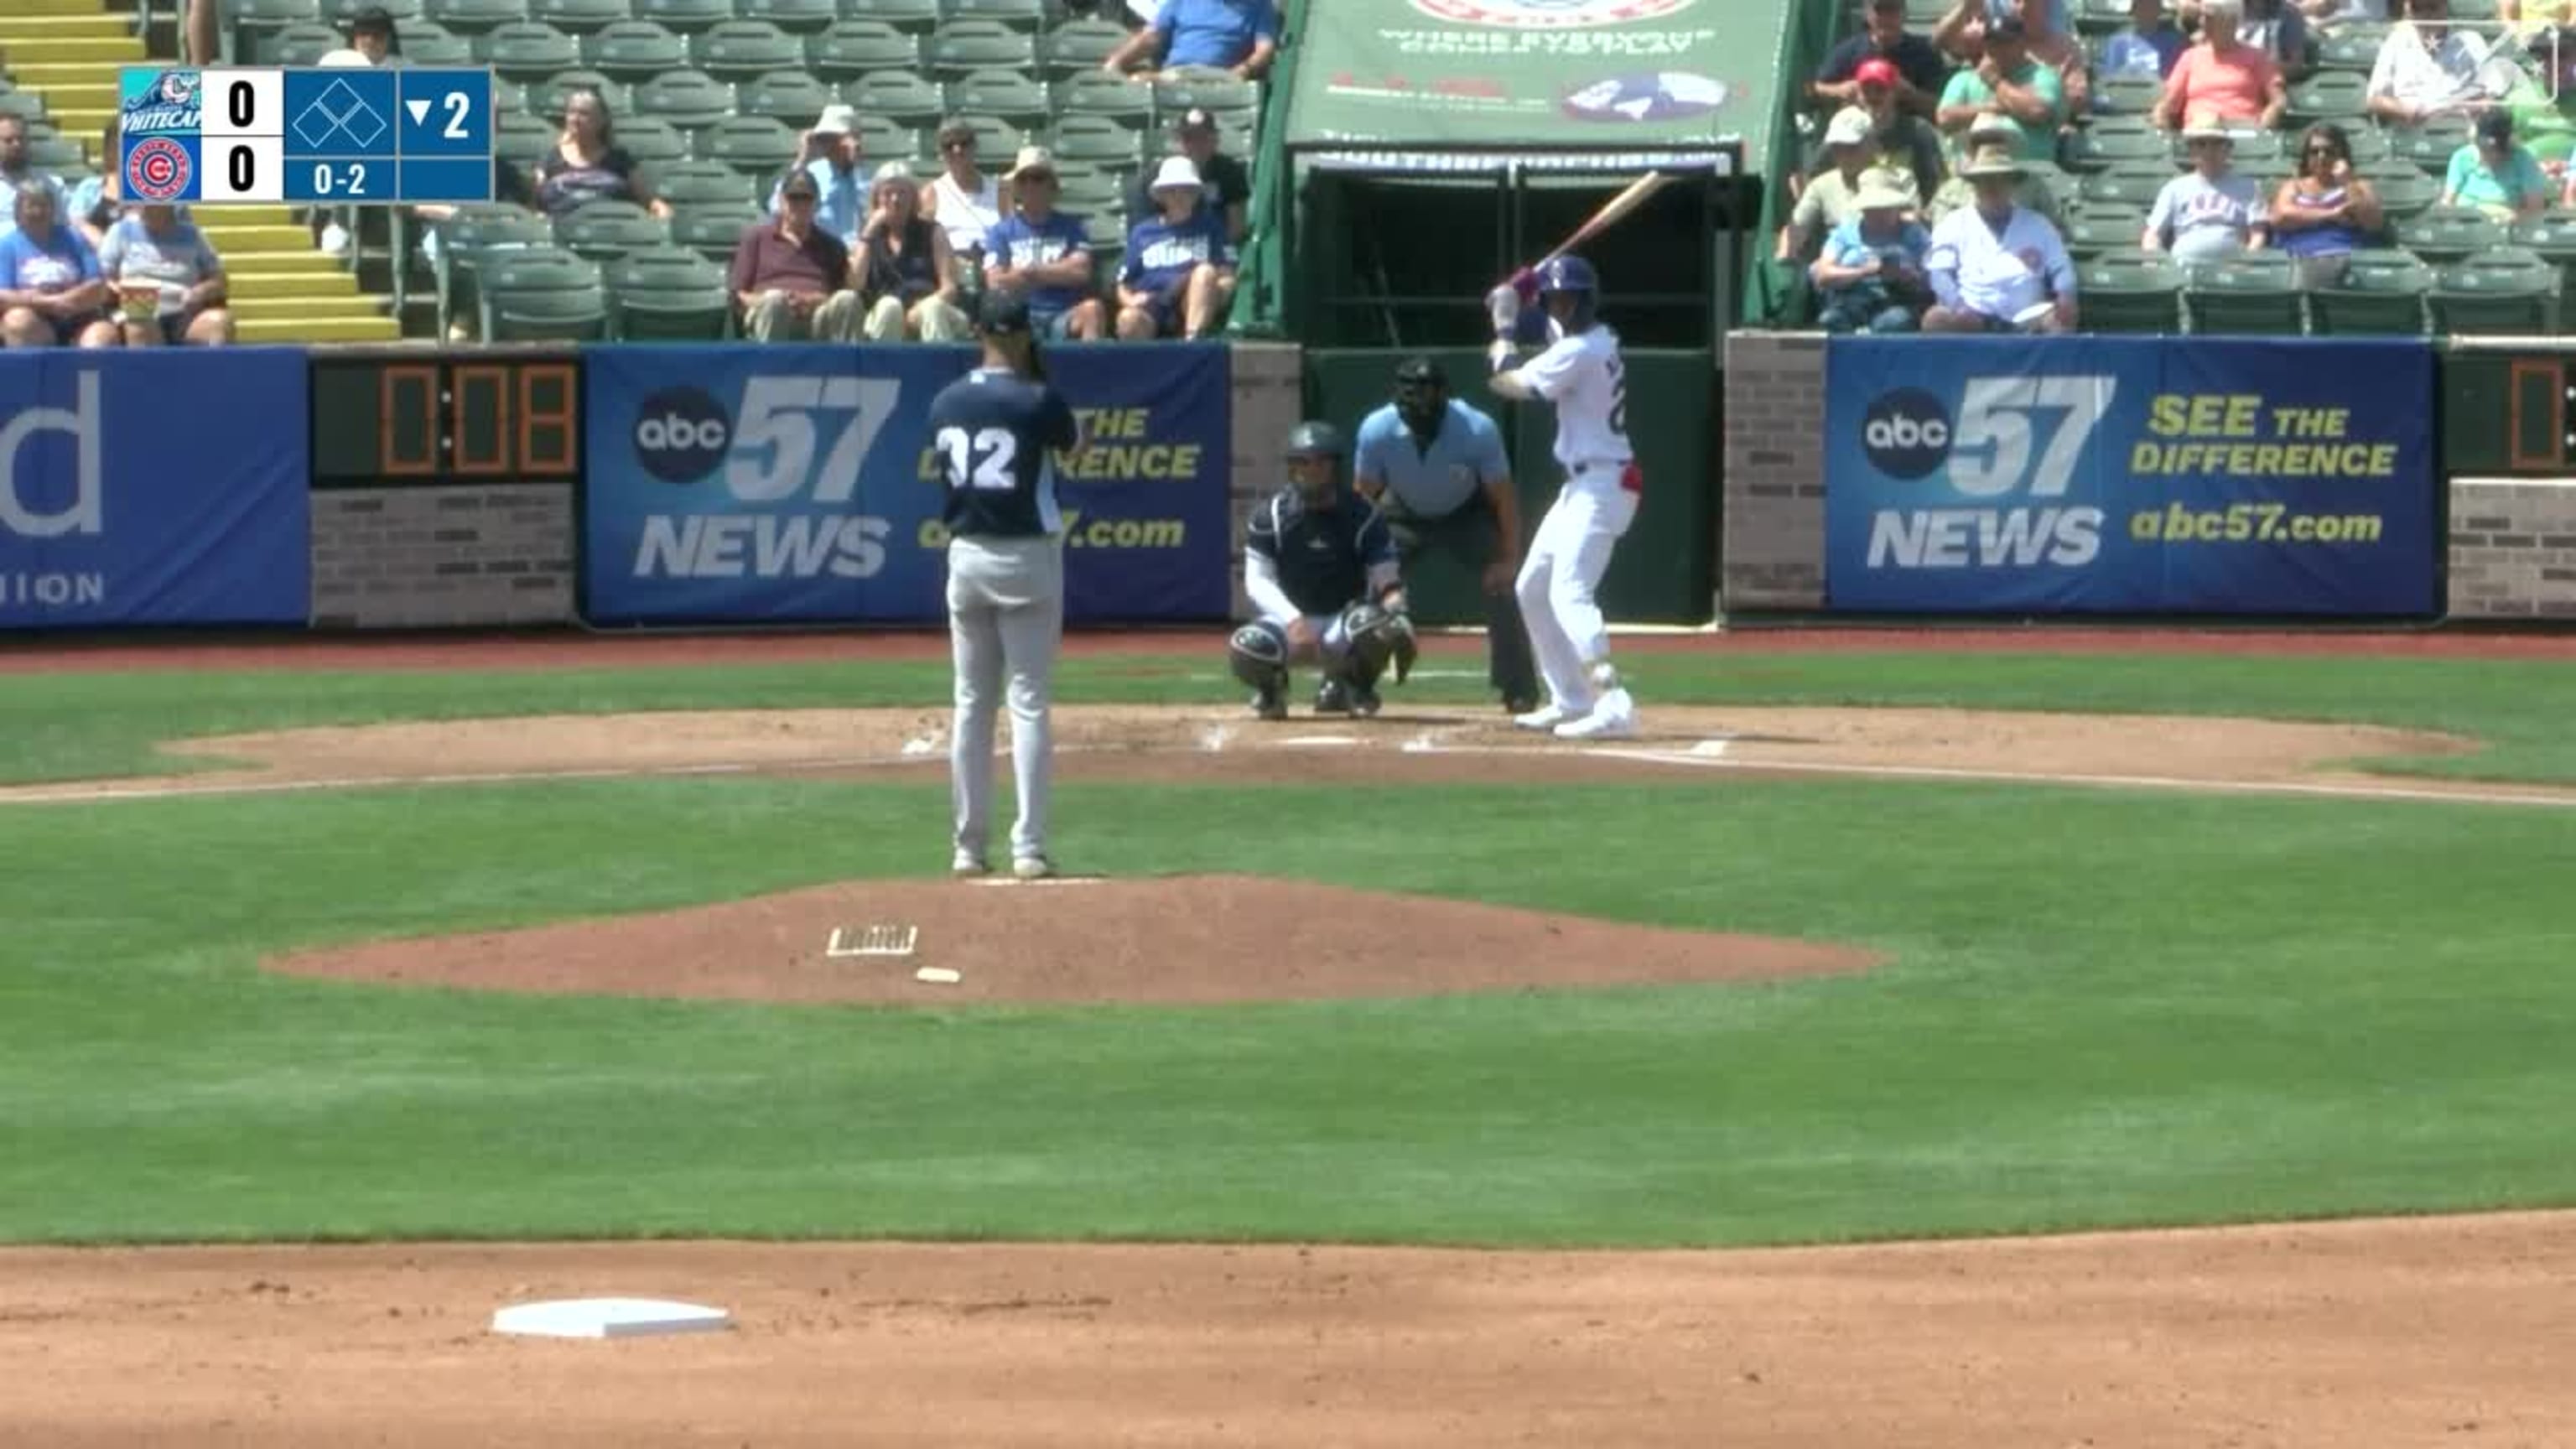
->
[2144,122,2272,265]
[1924,112,2065,228]
[771,103,875,242]
[1810,169,1936,335]
[1922,143,2078,332]
[1779,106,1886,267]
[981,146,1109,341]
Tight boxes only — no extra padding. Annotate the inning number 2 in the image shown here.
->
[937,426,1019,491]
[443,92,471,140]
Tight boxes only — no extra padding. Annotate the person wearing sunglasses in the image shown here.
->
[923,118,1000,273]
[2270,122,2384,286]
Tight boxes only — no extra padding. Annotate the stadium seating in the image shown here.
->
[808,21,922,80]
[476,247,610,340]
[608,244,735,339]
[2077,252,2187,334]
[2184,252,2307,336]
[553,196,670,262]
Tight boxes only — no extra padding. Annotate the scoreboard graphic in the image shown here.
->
[118,65,495,205]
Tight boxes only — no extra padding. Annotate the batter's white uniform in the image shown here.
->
[1507,323,1640,734]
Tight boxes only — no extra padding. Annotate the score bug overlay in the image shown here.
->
[119,66,494,206]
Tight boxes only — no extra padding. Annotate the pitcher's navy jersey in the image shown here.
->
[928,367,1081,539]
[1245,486,1396,616]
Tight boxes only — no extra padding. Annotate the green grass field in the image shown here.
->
[1,646,2571,1249]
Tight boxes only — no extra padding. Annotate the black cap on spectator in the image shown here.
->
[2477,108,2515,144]
[779,168,820,199]
[1989,15,2028,40]
[349,5,395,36]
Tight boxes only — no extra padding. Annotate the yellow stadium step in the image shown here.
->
[54,110,119,149]
[0,37,143,63]
[236,315,403,344]
[8,0,129,16]
[0,16,133,39]
[214,248,342,276]
[235,293,384,317]
[194,205,300,229]
[226,273,362,301]
[195,221,320,250]
[4,64,124,92]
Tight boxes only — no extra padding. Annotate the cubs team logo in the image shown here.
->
[1411,0,1696,26]
[124,137,194,204]
[1561,71,1729,122]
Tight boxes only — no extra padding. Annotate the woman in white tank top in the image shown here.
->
[924,117,1003,261]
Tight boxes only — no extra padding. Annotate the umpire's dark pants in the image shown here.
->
[1379,491,1540,708]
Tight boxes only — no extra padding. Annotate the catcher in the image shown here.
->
[1228,421,1417,720]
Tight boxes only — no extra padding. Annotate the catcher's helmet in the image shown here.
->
[1283,420,1346,459]
[1537,255,1599,330]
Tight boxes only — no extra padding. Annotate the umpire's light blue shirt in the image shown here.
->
[1353,400,1509,519]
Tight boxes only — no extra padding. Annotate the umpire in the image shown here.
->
[1351,356,1539,714]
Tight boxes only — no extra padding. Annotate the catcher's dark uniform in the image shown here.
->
[1232,482,1411,717]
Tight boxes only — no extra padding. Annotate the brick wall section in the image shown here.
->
[2448,480,2576,620]
[1228,340,1305,621]
[311,485,576,630]
[1720,331,1829,612]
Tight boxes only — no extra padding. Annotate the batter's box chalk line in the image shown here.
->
[825,924,920,958]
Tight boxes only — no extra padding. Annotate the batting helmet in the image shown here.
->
[1537,255,1599,330]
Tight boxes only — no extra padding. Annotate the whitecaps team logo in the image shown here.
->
[1412,0,1696,27]
[1563,71,1730,122]
[157,70,199,107]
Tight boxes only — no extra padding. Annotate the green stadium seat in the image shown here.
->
[494,109,553,169]
[948,0,1046,30]
[652,158,760,207]
[1054,161,1122,215]
[612,115,689,169]
[491,76,531,116]
[1047,112,1144,166]
[2184,250,2307,335]
[846,0,943,34]
[844,70,948,128]
[226,0,324,60]
[692,19,805,81]
[695,115,801,176]
[2071,0,2131,35]
[2397,204,2508,263]
[2089,72,2165,120]
[2062,202,2149,259]
[1903,0,1948,23]
[2507,211,2576,297]
[399,24,478,65]
[609,246,735,340]
[423,0,530,37]
[2075,250,2186,333]
[531,70,631,122]
[2308,248,2432,335]
[2315,22,2388,73]
[2063,119,2168,173]
[2284,72,2370,129]
[584,18,688,80]
[668,201,761,262]
[2232,154,2294,191]
[430,203,552,335]
[2340,125,2393,166]
[806,19,921,80]
[948,112,1026,170]
[2359,159,2440,221]
[266,21,345,65]
[477,19,581,80]
[322,0,418,23]
[2079,164,2174,211]
[2429,244,2561,334]
[24,134,85,173]
[1082,207,1125,252]
[946,69,1052,130]
[632,0,732,34]
[927,18,1036,77]
[1152,69,1258,123]
[527,0,627,34]
[739,70,839,126]
[633,69,737,131]
[2392,116,2474,177]
[2449,0,2500,18]
[1052,70,1154,125]
[478,247,610,342]
[553,197,672,261]
[1040,18,1131,77]
[735,0,839,34]
[850,113,917,166]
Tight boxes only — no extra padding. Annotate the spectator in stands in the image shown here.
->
[2299,0,2388,29]
[71,120,126,250]
[346,5,401,64]
[1924,112,2067,227]
[2102,0,2189,77]
[1811,170,1936,334]
[2239,0,2316,76]
[1812,0,1951,121]
[1780,109,1885,267]
[982,147,1109,340]
[2368,0,2507,121]
[2154,0,2288,131]
[1103,0,1279,81]
[0,186,117,350]
[1115,157,1236,340]
[99,202,232,347]
[2445,108,2553,219]
[924,118,1001,272]
[1853,62,1950,198]
[2143,123,2272,265]
[0,116,65,247]
[771,105,872,242]
[1937,18,2067,164]
[854,164,967,342]
[1924,144,2077,332]
[2271,121,2384,285]
[1126,108,1251,245]
[1938,0,2091,117]
[532,89,670,222]
[728,169,865,342]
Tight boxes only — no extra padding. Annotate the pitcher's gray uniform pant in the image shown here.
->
[948,534,1064,865]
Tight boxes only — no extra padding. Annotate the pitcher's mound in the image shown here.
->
[269,875,1878,1007]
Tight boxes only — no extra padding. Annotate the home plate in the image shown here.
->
[491,1297,731,1339]
[1690,739,1733,757]
[1275,735,1363,747]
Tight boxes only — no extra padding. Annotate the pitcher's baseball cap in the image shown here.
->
[977,288,1034,336]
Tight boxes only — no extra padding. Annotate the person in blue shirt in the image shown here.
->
[1114,157,1237,340]
[981,147,1108,341]
[1353,356,1540,716]
[0,185,117,349]
[2100,0,2189,77]
[1104,0,1279,80]
[1810,170,1935,334]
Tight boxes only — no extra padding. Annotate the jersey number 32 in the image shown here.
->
[936,425,1020,492]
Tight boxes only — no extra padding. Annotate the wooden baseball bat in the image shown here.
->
[1535,170,1675,271]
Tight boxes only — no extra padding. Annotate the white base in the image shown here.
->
[491,1297,732,1339]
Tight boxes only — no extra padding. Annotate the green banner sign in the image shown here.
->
[1285,0,1784,169]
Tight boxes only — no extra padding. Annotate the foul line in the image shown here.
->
[3,740,2569,812]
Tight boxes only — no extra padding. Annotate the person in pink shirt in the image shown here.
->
[2153,0,2289,132]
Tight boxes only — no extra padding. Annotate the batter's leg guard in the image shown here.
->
[1229,621,1290,719]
